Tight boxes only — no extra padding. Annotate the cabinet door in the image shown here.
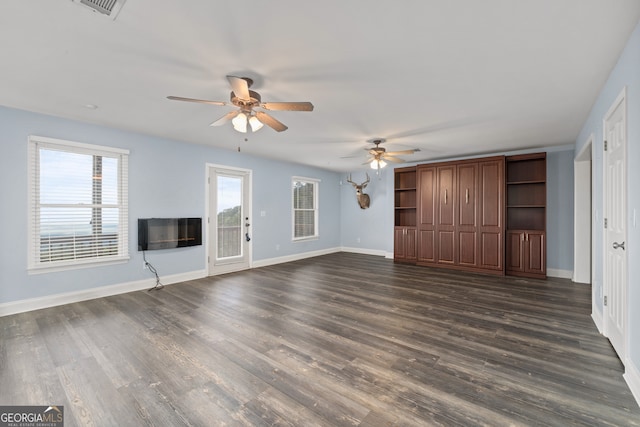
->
[506,231,524,272]
[525,231,545,275]
[417,166,436,263]
[478,159,504,271]
[394,227,407,260]
[436,165,456,265]
[406,227,417,261]
[457,163,477,267]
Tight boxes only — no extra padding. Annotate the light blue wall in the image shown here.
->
[0,106,341,304]
[576,20,640,369]
[339,169,394,254]
[341,149,576,272]
[546,150,574,273]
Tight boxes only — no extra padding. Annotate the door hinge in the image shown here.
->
[604,218,608,229]
[604,295,608,306]
[604,140,608,151]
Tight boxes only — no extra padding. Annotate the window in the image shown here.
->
[292,177,319,240]
[28,136,129,272]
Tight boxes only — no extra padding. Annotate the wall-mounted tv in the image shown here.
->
[138,218,202,251]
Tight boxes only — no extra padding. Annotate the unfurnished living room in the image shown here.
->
[1,1,640,426]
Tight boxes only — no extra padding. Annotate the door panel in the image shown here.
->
[437,166,455,227]
[438,231,455,264]
[458,231,476,266]
[480,232,501,269]
[417,166,436,263]
[394,227,406,260]
[525,231,545,275]
[418,230,435,263]
[209,167,251,275]
[603,90,627,359]
[506,231,524,272]
[457,163,477,227]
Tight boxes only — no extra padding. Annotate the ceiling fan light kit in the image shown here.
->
[168,75,313,133]
[370,158,387,170]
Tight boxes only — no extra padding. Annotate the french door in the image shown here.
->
[208,165,251,275]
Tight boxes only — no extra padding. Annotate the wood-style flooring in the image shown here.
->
[1,253,639,426]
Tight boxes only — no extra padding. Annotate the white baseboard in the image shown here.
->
[0,270,206,317]
[340,247,389,257]
[547,268,572,279]
[251,247,341,268]
[591,308,603,334]
[624,359,640,407]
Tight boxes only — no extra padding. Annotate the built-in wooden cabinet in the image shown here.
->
[394,167,417,263]
[410,156,504,275]
[505,153,546,278]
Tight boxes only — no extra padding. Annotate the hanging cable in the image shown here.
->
[142,250,164,291]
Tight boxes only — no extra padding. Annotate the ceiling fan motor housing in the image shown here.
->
[230,90,261,109]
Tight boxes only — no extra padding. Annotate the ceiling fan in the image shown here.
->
[363,139,420,170]
[167,75,314,133]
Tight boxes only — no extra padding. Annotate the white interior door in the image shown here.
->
[603,88,627,361]
[208,166,251,275]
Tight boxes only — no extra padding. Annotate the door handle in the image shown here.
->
[465,189,469,204]
[613,241,625,250]
[444,189,448,204]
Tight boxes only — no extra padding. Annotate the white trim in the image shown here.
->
[292,177,319,241]
[0,269,206,317]
[27,135,130,272]
[29,135,129,155]
[546,268,573,279]
[252,247,340,268]
[591,308,603,334]
[206,163,253,276]
[624,359,640,407]
[573,134,594,284]
[340,246,388,257]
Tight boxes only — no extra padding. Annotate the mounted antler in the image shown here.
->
[347,173,371,209]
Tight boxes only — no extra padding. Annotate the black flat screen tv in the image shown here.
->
[138,218,202,251]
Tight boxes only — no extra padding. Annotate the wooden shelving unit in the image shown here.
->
[505,153,546,278]
[394,167,417,262]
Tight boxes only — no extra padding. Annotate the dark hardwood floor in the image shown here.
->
[1,253,639,426]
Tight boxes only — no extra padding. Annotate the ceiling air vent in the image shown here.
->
[72,0,126,20]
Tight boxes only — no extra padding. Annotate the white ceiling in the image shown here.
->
[1,1,639,172]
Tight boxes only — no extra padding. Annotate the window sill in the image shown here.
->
[292,236,319,243]
[28,255,130,275]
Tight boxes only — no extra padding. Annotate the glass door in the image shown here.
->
[208,166,251,275]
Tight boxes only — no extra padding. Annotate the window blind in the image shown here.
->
[292,177,319,240]
[28,136,129,271]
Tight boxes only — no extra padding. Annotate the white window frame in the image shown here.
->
[28,135,130,273]
[292,176,319,241]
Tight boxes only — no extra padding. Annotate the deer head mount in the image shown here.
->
[347,173,370,209]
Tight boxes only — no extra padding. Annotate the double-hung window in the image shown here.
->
[28,136,129,272]
[292,177,319,240]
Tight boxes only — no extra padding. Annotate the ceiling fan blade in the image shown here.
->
[362,158,375,165]
[227,75,251,100]
[167,96,227,106]
[385,149,420,156]
[210,110,240,126]
[383,155,405,163]
[255,111,288,132]
[261,102,314,111]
